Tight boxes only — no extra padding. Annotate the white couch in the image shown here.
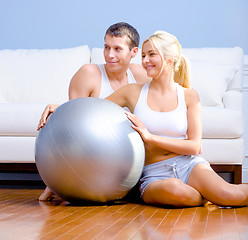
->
[0,45,244,183]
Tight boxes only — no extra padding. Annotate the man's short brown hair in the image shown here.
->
[105,22,140,50]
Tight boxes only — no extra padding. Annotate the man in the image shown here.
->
[38,22,150,201]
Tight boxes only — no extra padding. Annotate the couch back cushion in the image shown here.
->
[91,47,243,107]
[182,48,243,90]
[0,45,90,104]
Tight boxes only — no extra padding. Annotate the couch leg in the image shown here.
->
[210,164,242,184]
[233,165,242,184]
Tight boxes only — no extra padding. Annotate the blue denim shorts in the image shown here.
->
[139,155,210,196]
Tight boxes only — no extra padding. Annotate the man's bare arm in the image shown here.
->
[69,64,101,100]
[37,64,101,130]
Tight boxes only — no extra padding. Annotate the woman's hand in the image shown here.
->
[37,104,59,131]
[126,112,172,155]
[125,112,151,143]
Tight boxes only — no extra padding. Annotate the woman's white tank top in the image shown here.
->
[134,82,188,139]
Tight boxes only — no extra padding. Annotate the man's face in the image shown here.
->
[104,34,134,71]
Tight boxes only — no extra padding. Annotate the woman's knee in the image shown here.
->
[165,179,190,199]
[167,179,202,205]
[143,179,201,206]
[212,186,246,206]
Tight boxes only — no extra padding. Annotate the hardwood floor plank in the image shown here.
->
[110,206,160,239]
[40,206,108,239]
[90,204,147,240]
[0,189,248,240]
[188,207,209,239]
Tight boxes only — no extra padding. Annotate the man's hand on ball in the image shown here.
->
[37,104,59,131]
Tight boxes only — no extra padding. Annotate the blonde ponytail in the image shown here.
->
[174,56,191,88]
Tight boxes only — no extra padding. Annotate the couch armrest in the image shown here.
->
[0,88,6,103]
[202,106,243,138]
[223,90,243,111]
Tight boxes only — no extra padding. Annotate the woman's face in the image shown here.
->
[141,41,163,78]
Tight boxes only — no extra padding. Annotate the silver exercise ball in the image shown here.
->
[35,97,145,203]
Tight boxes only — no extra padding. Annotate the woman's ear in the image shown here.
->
[166,57,174,66]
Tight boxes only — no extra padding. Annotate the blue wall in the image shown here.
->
[1,0,247,53]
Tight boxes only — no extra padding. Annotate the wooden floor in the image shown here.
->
[0,189,248,240]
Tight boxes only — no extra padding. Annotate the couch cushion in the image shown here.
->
[0,137,36,163]
[223,90,243,111]
[182,47,243,91]
[201,138,244,164]
[0,88,6,103]
[202,106,243,139]
[190,61,239,107]
[0,45,91,104]
[0,103,47,136]
[0,137,243,164]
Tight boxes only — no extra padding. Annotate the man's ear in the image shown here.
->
[131,47,139,58]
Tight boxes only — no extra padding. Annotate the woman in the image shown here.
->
[106,31,248,207]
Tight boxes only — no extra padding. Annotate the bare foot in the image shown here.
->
[39,187,55,201]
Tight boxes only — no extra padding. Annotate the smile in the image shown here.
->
[145,65,154,70]
[106,61,118,64]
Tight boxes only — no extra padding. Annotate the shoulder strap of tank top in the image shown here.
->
[176,83,187,109]
[97,64,108,82]
[127,68,136,84]
[135,82,150,109]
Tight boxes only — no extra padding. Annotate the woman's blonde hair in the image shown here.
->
[142,31,190,88]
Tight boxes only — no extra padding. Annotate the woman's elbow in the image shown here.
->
[191,141,202,156]
[185,140,201,156]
